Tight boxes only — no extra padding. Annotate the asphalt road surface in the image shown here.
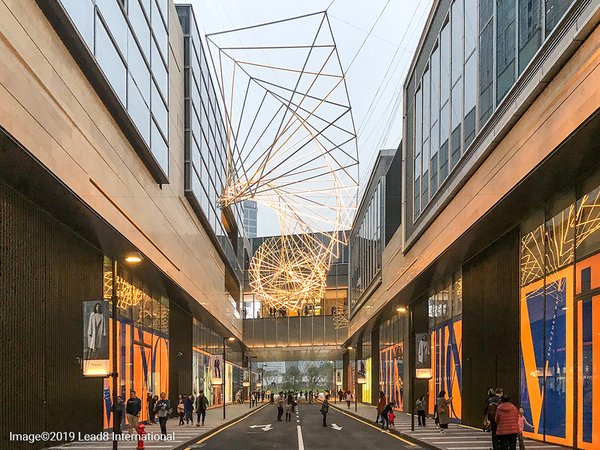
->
[189,401,416,449]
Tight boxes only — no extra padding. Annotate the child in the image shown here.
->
[518,407,534,450]
[388,410,396,429]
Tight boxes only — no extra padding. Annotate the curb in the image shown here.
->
[327,402,437,449]
[174,403,269,450]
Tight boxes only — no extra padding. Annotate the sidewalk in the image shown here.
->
[51,403,267,450]
[329,401,568,450]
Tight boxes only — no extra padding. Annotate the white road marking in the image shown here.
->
[331,423,343,430]
[297,425,305,450]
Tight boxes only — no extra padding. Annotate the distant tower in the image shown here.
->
[243,200,258,238]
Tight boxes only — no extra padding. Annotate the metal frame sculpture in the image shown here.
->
[206,11,358,312]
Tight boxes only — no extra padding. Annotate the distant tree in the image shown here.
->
[307,365,320,389]
[282,364,302,390]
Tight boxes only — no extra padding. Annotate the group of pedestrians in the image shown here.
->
[112,390,173,436]
[485,387,533,450]
[175,391,210,428]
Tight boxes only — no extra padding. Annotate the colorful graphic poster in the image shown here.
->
[520,267,574,447]
[379,342,404,411]
[428,318,462,420]
[82,300,110,377]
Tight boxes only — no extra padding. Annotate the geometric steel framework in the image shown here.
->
[206,12,358,311]
[521,188,600,286]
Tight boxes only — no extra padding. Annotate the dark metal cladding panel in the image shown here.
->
[462,229,520,428]
[0,178,103,449]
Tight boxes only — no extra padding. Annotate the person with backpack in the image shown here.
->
[495,396,519,450]
[416,395,427,427]
[154,392,172,436]
[486,388,504,450]
[436,391,452,433]
[195,390,209,427]
[320,394,330,427]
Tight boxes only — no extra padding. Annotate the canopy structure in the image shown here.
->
[206,11,359,312]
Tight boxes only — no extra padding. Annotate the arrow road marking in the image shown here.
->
[331,423,343,430]
[249,424,272,431]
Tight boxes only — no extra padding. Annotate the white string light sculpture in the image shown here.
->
[206,12,358,312]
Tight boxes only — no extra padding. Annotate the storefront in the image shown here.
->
[102,258,170,429]
[519,174,600,448]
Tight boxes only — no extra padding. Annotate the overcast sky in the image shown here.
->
[178,0,432,235]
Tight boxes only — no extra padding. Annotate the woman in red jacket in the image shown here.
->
[495,396,519,450]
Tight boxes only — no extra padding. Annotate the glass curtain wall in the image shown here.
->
[519,176,600,448]
[379,313,408,411]
[350,182,382,311]
[427,271,463,421]
[59,0,170,174]
[413,0,576,221]
[102,257,169,429]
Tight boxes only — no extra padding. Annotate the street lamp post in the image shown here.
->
[223,337,227,420]
[110,252,142,450]
[111,258,118,450]
[248,356,256,409]
[354,353,358,412]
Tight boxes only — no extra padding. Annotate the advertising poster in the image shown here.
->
[82,300,110,377]
[415,332,432,378]
[336,368,343,386]
[210,355,224,384]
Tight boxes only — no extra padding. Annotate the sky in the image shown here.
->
[178,0,433,235]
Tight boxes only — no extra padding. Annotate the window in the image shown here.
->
[95,12,127,105]
[60,0,95,50]
[430,45,440,196]
[545,0,575,35]
[450,80,462,170]
[422,68,430,207]
[463,54,477,148]
[128,75,151,143]
[414,86,422,219]
[451,0,463,86]
[479,0,494,125]
[496,0,516,103]
[518,0,542,73]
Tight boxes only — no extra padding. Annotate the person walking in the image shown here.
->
[195,390,209,427]
[126,390,142,433]
[436,391,452,433]
[155,392,172,436]
[486,388,504,450]
[376,391,387,423]
[345,390,353,409]
[148,394,157,424]
[380,401,394,431]
[517,407,534,450]
[320,394,330,427]
[338,389,344,402]
[285,393,294,422]
[495,396,519,450]
[276,392,284,421]
[184,394,194,426]
[177,395,185,426]
[417,395,427,427]
[113,396,124,435]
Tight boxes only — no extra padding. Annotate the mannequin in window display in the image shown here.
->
[87,302,107,360]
